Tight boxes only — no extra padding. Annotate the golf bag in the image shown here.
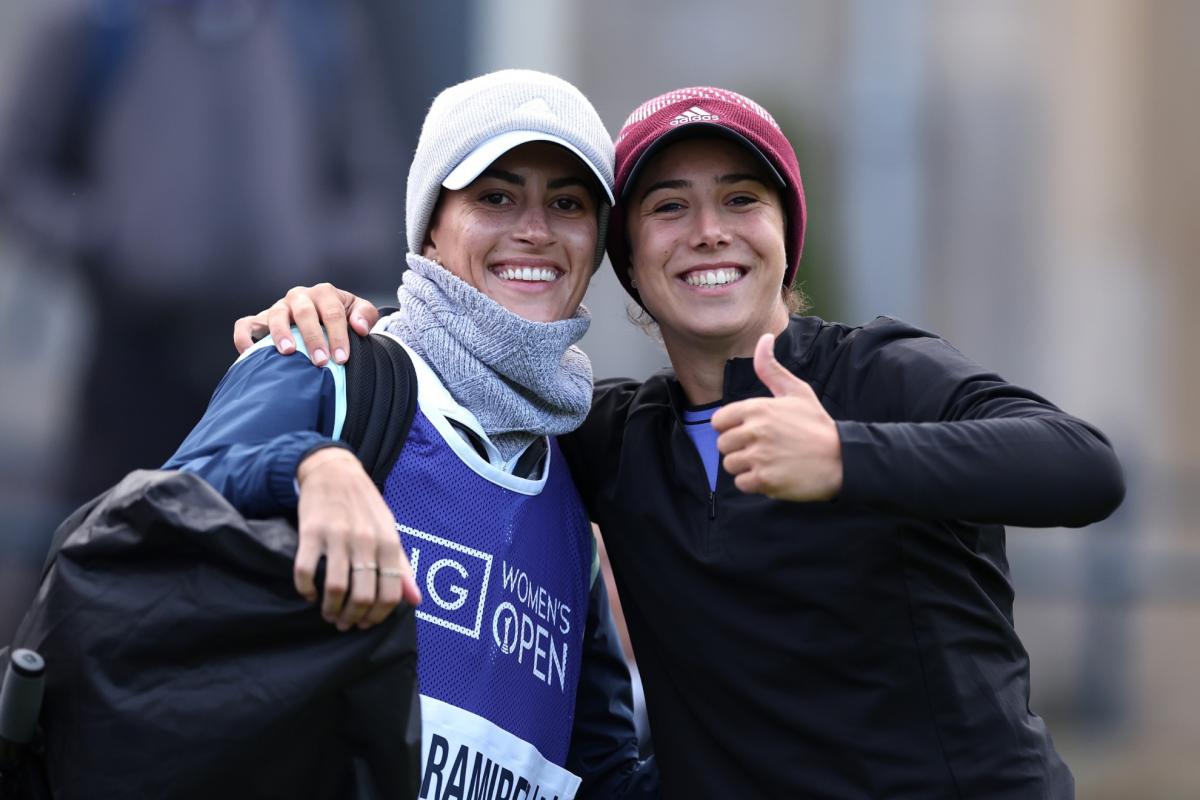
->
[0,333,420,799]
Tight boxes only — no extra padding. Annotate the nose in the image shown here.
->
[690,201,730,250]
[513,204,555,247]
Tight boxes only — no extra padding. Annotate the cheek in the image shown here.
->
[449,222,493,267]
[440,257,477,290]
[628,227,675,272]
[643,245,674,281]
[564,219,598,260]
[436,236,484,287]
[757,213,788,256]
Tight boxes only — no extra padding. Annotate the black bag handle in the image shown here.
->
[339,331,417,491]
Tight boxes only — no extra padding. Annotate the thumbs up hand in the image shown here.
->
[711,333,844,502]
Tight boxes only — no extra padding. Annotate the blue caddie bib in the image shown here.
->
[374,336,592,800]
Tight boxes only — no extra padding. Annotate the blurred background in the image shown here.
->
[0,0,1196,795]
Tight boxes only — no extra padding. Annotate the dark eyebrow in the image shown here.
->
[478,168,523,186]
[477,170,593,195]
[638,172,772,204]
[638,178,690,203]
[718,172,771,187]
[547,176,593,191]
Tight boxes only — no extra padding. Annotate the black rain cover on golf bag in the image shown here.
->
[0,333,421,799]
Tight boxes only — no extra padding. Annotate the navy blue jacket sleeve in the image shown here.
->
[830,320,1125,527]
[568,576,659,799]
[162,345,340,517]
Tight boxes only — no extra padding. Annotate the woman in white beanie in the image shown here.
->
[166,70,656,799]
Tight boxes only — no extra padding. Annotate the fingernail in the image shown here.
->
[352,316,367,330]
[280,337,295,353]
[334,348,347,363]
[313,349,328,365]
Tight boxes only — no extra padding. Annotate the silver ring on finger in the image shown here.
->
[378,567,405,578]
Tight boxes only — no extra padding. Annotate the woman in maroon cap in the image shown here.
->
[234,86,1123,800]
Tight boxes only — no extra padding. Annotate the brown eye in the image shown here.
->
[552,196,584,212]
[481,192,512,206]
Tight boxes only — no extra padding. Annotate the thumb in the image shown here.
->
[754,333,806,397]
[346,295,381,336]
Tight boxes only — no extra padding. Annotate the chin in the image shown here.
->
[507,303,564,324]
[675,315,760,344]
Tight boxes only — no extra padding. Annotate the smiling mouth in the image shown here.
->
[492,266,562,283]
[682,267,746,287]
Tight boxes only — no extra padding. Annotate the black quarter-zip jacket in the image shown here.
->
[558,315,1125,800]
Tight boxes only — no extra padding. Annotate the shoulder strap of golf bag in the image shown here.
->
[339,330,417,492]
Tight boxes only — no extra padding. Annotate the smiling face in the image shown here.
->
[626,136,791,353]
[423,141,600,323]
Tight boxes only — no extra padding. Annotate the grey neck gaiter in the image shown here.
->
[386,253,593,463]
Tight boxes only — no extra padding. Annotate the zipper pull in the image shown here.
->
[708,491,717,520]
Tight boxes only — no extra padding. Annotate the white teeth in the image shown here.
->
[685,268,743,287]
[497,267,559,282]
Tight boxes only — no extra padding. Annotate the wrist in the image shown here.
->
[824,425,844,499]
[296,441,358,484]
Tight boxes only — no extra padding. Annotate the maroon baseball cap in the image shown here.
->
[608,87,807,305]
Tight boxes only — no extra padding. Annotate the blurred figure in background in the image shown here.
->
[0,0,404,505]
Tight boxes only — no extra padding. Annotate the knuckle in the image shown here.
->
[302,525,332,546]
[350,529,377,551]
[377,535,401,558]
[296,528,321,549]
[325,520,351,539]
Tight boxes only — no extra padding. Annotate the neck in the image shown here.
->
[663,303,790,405]
[387,253,594,462]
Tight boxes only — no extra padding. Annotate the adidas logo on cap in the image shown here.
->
[669,105,720,126]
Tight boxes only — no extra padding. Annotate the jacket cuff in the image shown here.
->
[834,419,893,506]
[268,433,343,508]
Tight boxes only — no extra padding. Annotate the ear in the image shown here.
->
[423,195,446,260]
[422,215,441,260]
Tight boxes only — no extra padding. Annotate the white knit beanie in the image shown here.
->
[406,69,615,270]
